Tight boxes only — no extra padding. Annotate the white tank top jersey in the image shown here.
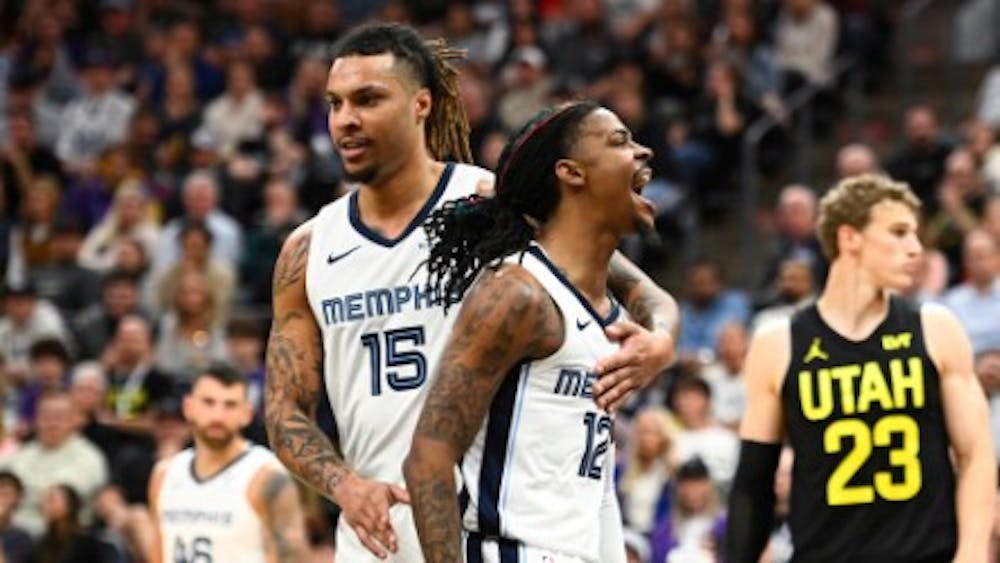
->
[156,445,282,563]
[460,243,623,563]
[305,162,492,485]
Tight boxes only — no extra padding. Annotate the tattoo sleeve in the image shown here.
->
[607,251,679,338]
[260,470,311,563]
[265,226,351,503]
[403,268,562,563]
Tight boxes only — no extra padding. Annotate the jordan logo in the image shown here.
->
[803,337,829,363]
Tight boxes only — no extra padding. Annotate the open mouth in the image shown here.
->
[632,167,652,194]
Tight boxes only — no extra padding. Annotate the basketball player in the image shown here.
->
[403,101,653,562]
[726,174,996,562]
[264,23,678,562]
[149,365,310,563]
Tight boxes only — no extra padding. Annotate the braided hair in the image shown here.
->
[329,23,473,164]
[424,101,602,309]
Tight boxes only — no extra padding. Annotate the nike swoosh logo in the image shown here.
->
[576,318,592,331]
[327,245,361,265]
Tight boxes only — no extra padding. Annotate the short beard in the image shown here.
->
[195,428,237,452]
[344,164,378,185]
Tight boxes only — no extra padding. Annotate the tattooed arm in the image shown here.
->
[403,266,563,563]
[251,468,310,563]
[594,251,680,410]
[265,223,407,558]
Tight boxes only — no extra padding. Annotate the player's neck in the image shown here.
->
[356,156,443,232]
[816,259,891,340]
[193,438,249,479]
[536,220,617,311]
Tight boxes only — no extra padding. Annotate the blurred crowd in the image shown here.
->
[0,0,996,561]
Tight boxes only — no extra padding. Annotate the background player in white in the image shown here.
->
[149,365,309,563]
[265,23,678,561]
[404,101,658,562]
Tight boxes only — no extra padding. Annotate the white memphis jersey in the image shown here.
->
[460,244,623,563]
[157,445,282,563]
[305,162,492,485]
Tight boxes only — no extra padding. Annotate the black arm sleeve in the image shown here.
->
[725,439,783,563]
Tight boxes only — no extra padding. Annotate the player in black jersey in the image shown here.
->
[726,174,995,562]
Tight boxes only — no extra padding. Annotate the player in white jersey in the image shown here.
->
[266,24,678,562]
[149,365,309,563]
[404,101,658,562]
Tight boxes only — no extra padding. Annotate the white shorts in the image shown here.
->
[462,533,589,563]
[335,504,424,563]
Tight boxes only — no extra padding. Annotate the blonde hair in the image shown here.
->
[619,407,677,495]
[817,174,921,259]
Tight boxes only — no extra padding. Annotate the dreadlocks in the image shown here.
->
[424,101,602,309]
[329,23,473,164]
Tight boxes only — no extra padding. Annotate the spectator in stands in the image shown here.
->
[985,196,1000,243]
[92,485,154,563]
[623,527,652,563]
[752,258,816,329]
[111,396,189,505]
[964,120,1000,192]
[152,220,235,323]
[241,177,307,305]
[104,315,174,430]
[618,406,676,535]
[226,317,267,444]
[0,281,72,378]
[942,229,1000,354]
[760,183,828,289]
[0,112,64,224]
[28,222,100,317]
[496,46,555,132]
[835,142,880,178]
[7,175,62,276]
[700,322,748,429]
[976,64,1000,128]
[153,271,228,385]
[289,0,344,61]
[669,375,740,492]
[549,0,624,87]
[68,362,121,466]
[54,49,135,175]
[29,484,106,562]
[77,180,159,273]
[3,66,63,152]
[4,392,107,537]
[650,457,727,562]
[152,172,243,274]
[774,0,838,88]
[885,105,953,208]
[16,339,71,438]
[712,10,785,117]
[927,148,992,282]
[686,60,760,201]
[762,447,795,562]
[155,64,202,177]
[0,470,32,563]
[72,271,146,361]
[677,259,750,368]
[202,59,265,159]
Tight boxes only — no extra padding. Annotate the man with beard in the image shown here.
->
[148,364,310,563]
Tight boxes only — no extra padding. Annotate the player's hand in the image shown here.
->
[593,320,675,412]
[334,473,411,559]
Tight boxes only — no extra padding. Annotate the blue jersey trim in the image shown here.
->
[526,245,621,327]
[477,364,523,536]
[465,533,483,563]
[498,365,529,536]
[347,162,455,247]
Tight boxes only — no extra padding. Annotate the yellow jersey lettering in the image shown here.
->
[799,369,834,421]
[881,332,913,351]
[890,357,925,409]
[830,364,862,415]
[856,361,893,414]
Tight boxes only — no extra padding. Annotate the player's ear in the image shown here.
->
[414,87,432,122]
[555,158,585,189]
[181,395,193,422]
[836,224,861,254]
